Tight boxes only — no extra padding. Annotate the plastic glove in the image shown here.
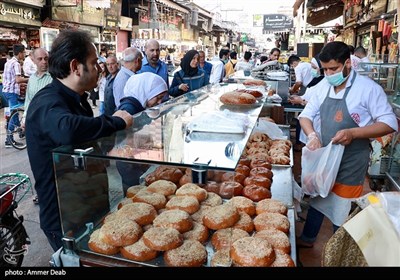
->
[306,132,321,151]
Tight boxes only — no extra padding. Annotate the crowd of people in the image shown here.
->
[0,29,395,266]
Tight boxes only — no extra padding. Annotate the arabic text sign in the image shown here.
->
[263,14,293,31]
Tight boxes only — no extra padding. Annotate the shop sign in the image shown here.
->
[104,0,120,29]
[119,16,132,31]
[2,0,45,8]
[52,0,104,26]
[263,14,293,31]
[0,1,41,26]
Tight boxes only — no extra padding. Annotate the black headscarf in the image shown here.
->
[180,50,199,77]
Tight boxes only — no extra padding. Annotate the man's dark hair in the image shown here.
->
[219,48,229,59]
[244,51,252,60]
[354,46,367,56]
[230,51,237,60]
[13,44,25,56]
[287,55,300,66]
[260,55,268,63]
[49,29,93,79]
[319,41,350,65]
[0,44,8,55]
[270,48,281,55]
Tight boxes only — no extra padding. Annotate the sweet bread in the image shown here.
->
[164,240,207,267]
[120,238,158,262]
[176,183,208,202]
[254,228,291,254]
[99,217,142,247]
[165,196,200,214]
[116,202,157,226]
[147,180,177,196]
[142,227,183,251]
[232,212,254,233]
[153,209,193,233]
[201,192,223,207]
[219,181,243,199]
[227,196,256,216]
[256,199,288,216]
[220,92,256,105]
[88,229,119,255]
[230,237,275,267]
[242,185,271,202]
[211,228,249,251]
[203,204,240,230]
[253,212,290,233]
[182,221,209,244]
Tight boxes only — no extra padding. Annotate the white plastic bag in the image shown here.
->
[301,141,345,198]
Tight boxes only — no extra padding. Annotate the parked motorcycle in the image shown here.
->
[0,173,31,267]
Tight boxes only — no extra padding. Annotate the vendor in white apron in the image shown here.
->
[298,41,397,247]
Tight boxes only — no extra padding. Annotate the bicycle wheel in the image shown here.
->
[7,108,26,150]
[0,216,28,267]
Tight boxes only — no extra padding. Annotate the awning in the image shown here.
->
[292,0,344,26]
[155,0,189,14]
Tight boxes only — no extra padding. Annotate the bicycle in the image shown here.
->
[6,103,26,150]
[0,173,32,267]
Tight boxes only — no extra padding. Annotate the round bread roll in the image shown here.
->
[145,173,157,186]
[142,227,183,251]
[201,192,222,207]
[183,221,209,243]
[253,212,290,233]
[250,167,273,180]
[235,164,251,177]
[88,229,119,255]
[165,196,200,214]
[270,250,295,267]
[117,197,134,209]
[203,204,240,230]
[103,211,118,224]
[153,209,193,233]
[249,158,272,170]
[220,92,256,105]
[203,181,220,194]
[116,202,157,226]
[132,189,167,210]
[120,238,158,262]
[238,157,251,167]
[243,79,266,86]
[210,248,231,267]
[126,185,146,198]
[219,181,243,199]
[228,196,256,216]
[230,237,275,267]
[211,228,249,251]
[242,185,271,202]
[243,176,272,189]
[191,205,211,224]
[256,198,288,216]
[155,166,184,184]
[164,240,207,267]
[254,228,291,254]
[179,174,191,187]
[99,218,142,247]
[232,212,254,233]
[147,180,177,196]
[176,183,208,202]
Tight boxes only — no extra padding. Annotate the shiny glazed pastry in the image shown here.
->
[220,92,256,105]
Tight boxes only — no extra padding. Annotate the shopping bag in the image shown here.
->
[343,203,400,266]
[301,141,345,198]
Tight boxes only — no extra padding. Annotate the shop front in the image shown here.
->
[0,0,42,54]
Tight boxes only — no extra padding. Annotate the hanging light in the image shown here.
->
[150,0,158,21]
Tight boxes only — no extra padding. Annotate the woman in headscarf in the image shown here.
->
[118,72,168,115]
[169,49,209,98]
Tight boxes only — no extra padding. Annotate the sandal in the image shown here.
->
[32,195,39,205]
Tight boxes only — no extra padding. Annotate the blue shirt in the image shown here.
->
[137,56,169,88]
[169,69,209,97]
[198,61,213,77]
[113,66,135,107]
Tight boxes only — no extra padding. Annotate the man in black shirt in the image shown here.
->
[25,30,132,251]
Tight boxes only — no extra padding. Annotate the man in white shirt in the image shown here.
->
[297,41,397,248]
[287,55,313,95]
[23,50,37,77]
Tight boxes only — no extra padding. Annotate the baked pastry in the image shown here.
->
[243,176,272,189]
[176,183,208,202]
[203,181,220,194]
[88,229,119,255]
[220,92,256,105]
[116,202,157,226]
[242,185,271,202]
[203,204,240,230]
[99,218,142,247]
[230,237,275,267]
[153,209,193,233]
[120,238,158,262]
[211,228,249,251]
[243,79,266,86]
[191,205,211,224]
[249,167,273,180]
[256,198,288,216]
[126,185,146,198]
[132,189,167,210]
[142,227,183,251]
[210,248,231,267]
[182,221,209,243]
[254,228,291,254]
[219,181,243,199]
[253,212,290,233]
[147,180,177,196]
[227,196,256,216]
[270,250,295,267]
[236,88,263,98]
[232,212,254,233]
[164,240,207,267]
[201,192,223,207]
[165,196,200,214]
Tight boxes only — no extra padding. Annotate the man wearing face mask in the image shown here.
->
[296,41,398,248]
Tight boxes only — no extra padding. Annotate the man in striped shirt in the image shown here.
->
[23,48,52,121]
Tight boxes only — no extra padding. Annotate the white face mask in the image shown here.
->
[325,62,349,86]
[311,68,320,78]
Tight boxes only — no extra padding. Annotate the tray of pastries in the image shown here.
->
[82,170,295,267]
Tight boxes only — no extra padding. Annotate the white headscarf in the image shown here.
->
[123,72,168,108]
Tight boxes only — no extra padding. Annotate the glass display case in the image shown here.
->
[51,83,297,267]
[358,62,399,96]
